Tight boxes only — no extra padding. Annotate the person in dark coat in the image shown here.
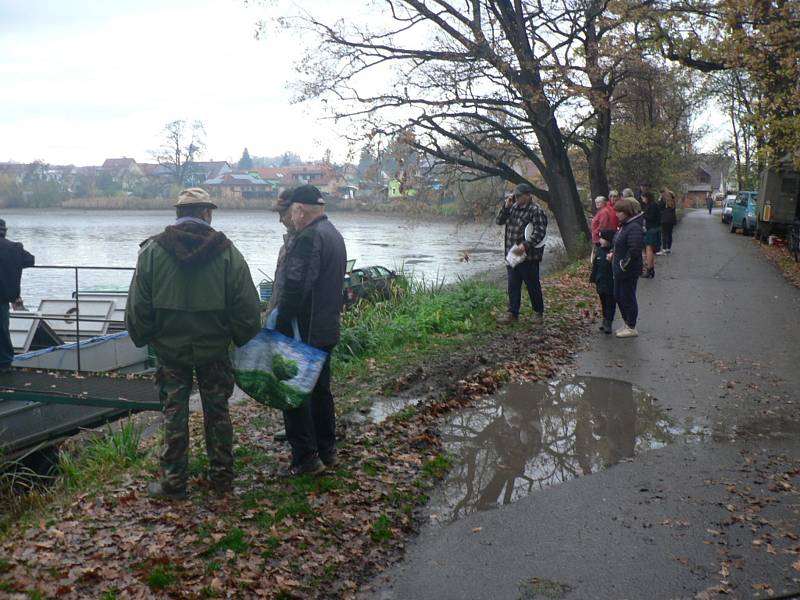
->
[590,229,616,334]
[611,198,644,338]
[276,184,348,476]
[0,219,35,371]
[658,190,677,255]
[641,191,662,278]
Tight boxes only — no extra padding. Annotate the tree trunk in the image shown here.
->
[535,115,591,257]
[587,108,612,202]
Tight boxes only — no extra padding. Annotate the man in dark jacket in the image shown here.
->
[276,184,347,476]
[126,188,261,499]
[0,219,35,371]
[496,183,548,324]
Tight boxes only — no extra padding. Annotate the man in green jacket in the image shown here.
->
[126,187,261,500]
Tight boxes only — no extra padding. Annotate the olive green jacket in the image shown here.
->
[126,221,261,367]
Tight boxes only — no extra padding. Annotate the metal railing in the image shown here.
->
[14,265,135,372]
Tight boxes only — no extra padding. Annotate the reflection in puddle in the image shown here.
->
[427,377,676,524]
[350,396,419,424]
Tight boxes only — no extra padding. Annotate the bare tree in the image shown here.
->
[151,120,206,186]
[281,0,620,255]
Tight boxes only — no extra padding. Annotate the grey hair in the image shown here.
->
[594,195,607,204]
[621,188,634,198]
[609,189,619,197]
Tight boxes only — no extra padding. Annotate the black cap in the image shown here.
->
[514,183,534,196]
[274,195,293,213]
[291,184,325,205]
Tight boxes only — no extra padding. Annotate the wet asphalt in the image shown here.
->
[362,210,800,600]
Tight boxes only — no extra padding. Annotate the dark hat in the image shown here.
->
[274,195,293,213]
[0,219,6,231]
[291,184,325,205]
[514,183,535,196]
[599,229,615,243]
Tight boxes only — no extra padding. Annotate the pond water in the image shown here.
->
[1,208,563,307]
[425,376,700,524]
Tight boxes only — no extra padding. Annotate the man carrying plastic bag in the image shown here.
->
[273,185,347,476]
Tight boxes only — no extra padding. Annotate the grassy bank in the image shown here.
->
[0,262,597,599]
[332,276,505,408]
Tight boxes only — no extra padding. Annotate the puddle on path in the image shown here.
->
[348,396,419,425]
[425,376,686,524]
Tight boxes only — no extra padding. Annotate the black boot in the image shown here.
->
[603,320,613,334]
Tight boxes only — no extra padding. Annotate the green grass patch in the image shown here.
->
[56,418,144,491]
[187,451,209,478]
[387,488,428,515]
[392,405,418,422]
[422,454,452,480]
[233,445,274,469]
[333,277,504,384]
[210,528,248,554]
[206,560,222,573]
[260,535,281,559]
[145,564,176,590]
[369,514,393,543]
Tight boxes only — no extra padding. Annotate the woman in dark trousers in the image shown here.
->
[641,191,661,278]
[659,190,677,255]
[611,198,645,338]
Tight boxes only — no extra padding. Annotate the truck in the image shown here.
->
[756,155,800,242]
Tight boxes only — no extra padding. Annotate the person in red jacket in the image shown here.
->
[591,196,618,245]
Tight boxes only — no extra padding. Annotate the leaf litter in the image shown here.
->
[14,264,792,599]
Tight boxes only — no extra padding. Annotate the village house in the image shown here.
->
[682,154,734,207]
[253,163,338,194]
[100,157,144,191]
[202,171,274,200]
[186,161,232,187]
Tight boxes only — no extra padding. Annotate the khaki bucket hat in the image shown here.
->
[174,187,217,208]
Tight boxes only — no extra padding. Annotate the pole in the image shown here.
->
[74,267,81,372]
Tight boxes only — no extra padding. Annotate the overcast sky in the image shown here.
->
[0,0,353,166]
[0,0,726,168]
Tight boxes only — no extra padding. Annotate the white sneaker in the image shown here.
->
[655,250,666,256]
[616,326,639,338]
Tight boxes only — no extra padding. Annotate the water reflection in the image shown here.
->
[427,376,674,523]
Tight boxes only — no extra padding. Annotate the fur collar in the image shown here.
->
[152,221,232,266]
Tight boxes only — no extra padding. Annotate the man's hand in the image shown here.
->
[504,194,515,209]
[512,243,526,255]
[11,298,24,310]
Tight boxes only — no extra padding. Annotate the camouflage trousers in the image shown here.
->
[156,359,235,491]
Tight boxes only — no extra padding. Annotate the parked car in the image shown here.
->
[343,265,399,305]
[721,194,736,224]
[730,191,758,235]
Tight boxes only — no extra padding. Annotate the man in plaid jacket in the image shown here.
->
[496,183,548,324]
